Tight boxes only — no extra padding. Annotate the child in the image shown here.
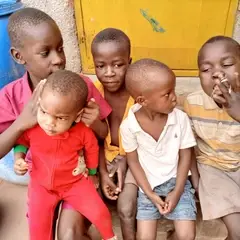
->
[120,59,197,240]
[14,70,116,240]
[184,36,240,240]
[0,7,111,239]
[92,28,138,240]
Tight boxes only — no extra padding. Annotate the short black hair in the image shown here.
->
[43,70,88,110]
[126,58,174,98]
[198,35,240,62]
[91,28,131,55]
[8,7,56,48]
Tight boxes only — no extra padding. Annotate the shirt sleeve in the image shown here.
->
[120,120,138,153]
[0,88,17,133]
[82,126,99,170]
[80,75,112,120]
[179,112,196,149]
[16,131,30,148]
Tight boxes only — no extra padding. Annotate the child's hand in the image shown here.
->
[212,74,240,122]
[164,190,181,214]
[100,172,118,200]
[149,192,166,214]
[89,175,99,189]
[17,79,46,130]
[81,98,100,127]
[14,158,28,175]
[109,157,127,193]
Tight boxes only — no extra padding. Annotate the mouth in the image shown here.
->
[44,129,56,135]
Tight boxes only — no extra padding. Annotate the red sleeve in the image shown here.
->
[82,126,99,170]
[0,88,17,133]
[16,131,30,148]
[80,74,112,120]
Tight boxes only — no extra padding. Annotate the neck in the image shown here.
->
[28,72,42,91]
[141,107,167,121]
[105,83,129,97]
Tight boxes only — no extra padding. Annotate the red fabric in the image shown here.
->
[17,122,98,189]
[28,177,114,240]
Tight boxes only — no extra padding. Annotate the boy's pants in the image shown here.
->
[28,177,114,240]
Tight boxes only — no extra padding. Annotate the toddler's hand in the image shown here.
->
[89,175,99,189]
[14,158,28,175]
[81,98,100,127]
[164,190,181,214]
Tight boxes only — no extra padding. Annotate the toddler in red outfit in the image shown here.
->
[14,70,116,240]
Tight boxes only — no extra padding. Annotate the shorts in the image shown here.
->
[137,178,196,221]
[198,163,240,220]
[62,155,137,209]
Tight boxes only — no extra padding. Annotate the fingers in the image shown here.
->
[102,185,118,200]
[14,159,28,175]
[116,169,123,192]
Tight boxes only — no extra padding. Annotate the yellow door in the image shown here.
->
[74,0,238,76]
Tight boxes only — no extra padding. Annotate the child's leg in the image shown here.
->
[57,206,91,240]
[28,180,60,240]
[164,179,196,240]
[136,189,161,240]
[137,220,158,240]
[222,213,240,240]
[64,177,115,240]
[117,169,138,240]
[171,220,195,240]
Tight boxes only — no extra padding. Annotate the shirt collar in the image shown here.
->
[128,103,177,133]
[202,91,220,110]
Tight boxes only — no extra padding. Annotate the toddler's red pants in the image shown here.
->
[28,177,114,240]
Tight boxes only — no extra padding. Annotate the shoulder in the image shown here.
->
[173,108,189,124]
[185,90,205,105]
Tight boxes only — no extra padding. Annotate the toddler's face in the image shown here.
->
[37,89,80,136]
[198,41,240,97]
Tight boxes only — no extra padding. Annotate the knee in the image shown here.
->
[137,232,155,240]
[175,229,196,240]
[58,227,84,240]
[117,195,137,221]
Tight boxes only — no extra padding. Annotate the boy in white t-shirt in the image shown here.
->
[120,59,197,240]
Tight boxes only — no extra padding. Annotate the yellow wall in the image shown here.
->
[75,0,238,76]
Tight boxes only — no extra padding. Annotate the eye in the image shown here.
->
[40,51,49,57]
[58,46,64,53]
[165,93,170,97]
[40,108,46,114]
[57,117,66,121]
[114,63,124,68]
[201,68,210,73]
[223,63,233,67]
[96,65,104,69]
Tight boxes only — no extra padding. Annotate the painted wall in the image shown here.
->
[22,0,240,102]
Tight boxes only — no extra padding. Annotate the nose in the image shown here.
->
[172,92,177,102]
[212,71,225,80]
[51,51,65,67]
[104,66,115,77]
[45,115,56,128]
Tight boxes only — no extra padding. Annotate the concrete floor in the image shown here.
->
[0,179,227,240]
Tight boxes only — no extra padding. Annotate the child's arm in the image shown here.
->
[126,151,165,213]
[0,80,44,158]
[82,127,100,175]
[120,121,166,213]
[81,98,109,139]
[190,148,199,193]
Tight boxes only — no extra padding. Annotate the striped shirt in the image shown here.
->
[184,90,240,171]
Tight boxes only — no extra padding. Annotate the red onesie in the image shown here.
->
[17,122,114,240]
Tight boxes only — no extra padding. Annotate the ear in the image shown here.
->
[75,109,84,123]
[10,47,26,65]
[136,95,147,106]
[129,57,132,64]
